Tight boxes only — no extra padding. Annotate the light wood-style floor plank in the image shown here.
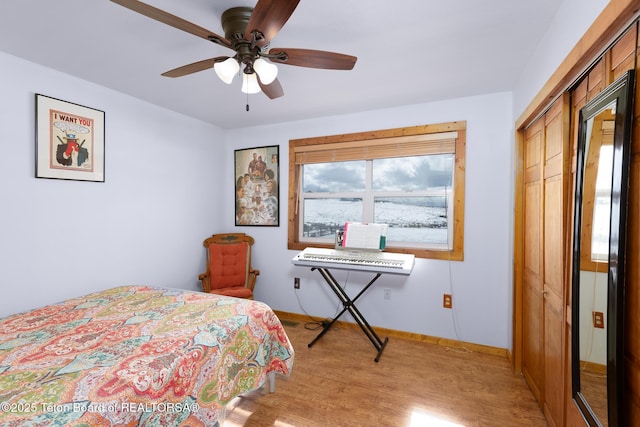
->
[224,318,548,426]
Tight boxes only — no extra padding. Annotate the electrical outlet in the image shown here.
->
[593,311,604,328]
[384,288,391,300]
[294,277,300,289]
[443,294,453,309]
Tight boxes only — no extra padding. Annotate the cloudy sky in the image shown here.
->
[303,155,454,193]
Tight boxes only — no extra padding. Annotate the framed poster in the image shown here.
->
[234,145,279,226]
[35,94,105,182]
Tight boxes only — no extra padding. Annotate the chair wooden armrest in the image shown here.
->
[247,268,260,291]
[198,272,211,293]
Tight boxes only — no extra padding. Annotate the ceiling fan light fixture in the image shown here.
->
[214,57,239,84]
[241,72,261,94]
[253,58,278,85]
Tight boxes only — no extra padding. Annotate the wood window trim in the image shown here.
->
[287,121,466,261]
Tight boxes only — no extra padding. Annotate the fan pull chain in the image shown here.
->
[245,73,250,111]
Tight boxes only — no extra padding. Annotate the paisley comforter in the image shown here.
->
[0,285,294,426]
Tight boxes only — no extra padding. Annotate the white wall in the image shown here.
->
[579,271,608,365]
[225,93,515,349]
[513,0,609,119]
[0,52,224,317]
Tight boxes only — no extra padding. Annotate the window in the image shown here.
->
[288,122,466,260]
[590,144,613,262]
[580,117,614,270]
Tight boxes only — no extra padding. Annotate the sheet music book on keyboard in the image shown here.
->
[292,247,415,275]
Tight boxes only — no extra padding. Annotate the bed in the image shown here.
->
[0,285,294,426]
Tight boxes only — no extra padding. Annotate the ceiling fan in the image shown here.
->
[110,0,357,100]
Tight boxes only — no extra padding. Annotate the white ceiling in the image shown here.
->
[0,0,561,129]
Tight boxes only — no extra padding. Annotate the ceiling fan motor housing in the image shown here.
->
[220,7,252,41]
[220,7,261,71]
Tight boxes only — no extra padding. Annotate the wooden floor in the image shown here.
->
[223,317,548,427]
[580,369,607,426]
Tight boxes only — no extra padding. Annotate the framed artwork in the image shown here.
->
[234,145,279,226]
[35,94,105,182]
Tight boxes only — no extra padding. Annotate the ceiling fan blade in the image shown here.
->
[111,0,231,47]
[161,56,230,78]
[245,0,300,47]
[259,77,284,99]
[268,48,357,70]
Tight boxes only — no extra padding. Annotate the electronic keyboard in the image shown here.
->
[292,247,415,275]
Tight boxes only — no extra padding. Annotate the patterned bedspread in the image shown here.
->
[0,285,294,426]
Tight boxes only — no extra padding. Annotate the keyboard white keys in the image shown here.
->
[292,247,415,275]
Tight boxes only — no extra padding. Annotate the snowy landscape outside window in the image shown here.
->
[288,122,466,260]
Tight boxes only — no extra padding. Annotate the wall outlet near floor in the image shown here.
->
[443,294,453,309]
[384,288,391,300]
[294,277,300,289]
[593,311,604,328]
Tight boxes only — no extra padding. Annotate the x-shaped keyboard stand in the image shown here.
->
[307,267,388,362]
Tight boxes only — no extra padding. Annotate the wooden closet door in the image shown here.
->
[542,97,569,427]
[522,119,544,403]
[521,97,569,427]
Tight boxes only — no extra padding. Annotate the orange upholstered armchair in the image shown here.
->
[198,233,260,299]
